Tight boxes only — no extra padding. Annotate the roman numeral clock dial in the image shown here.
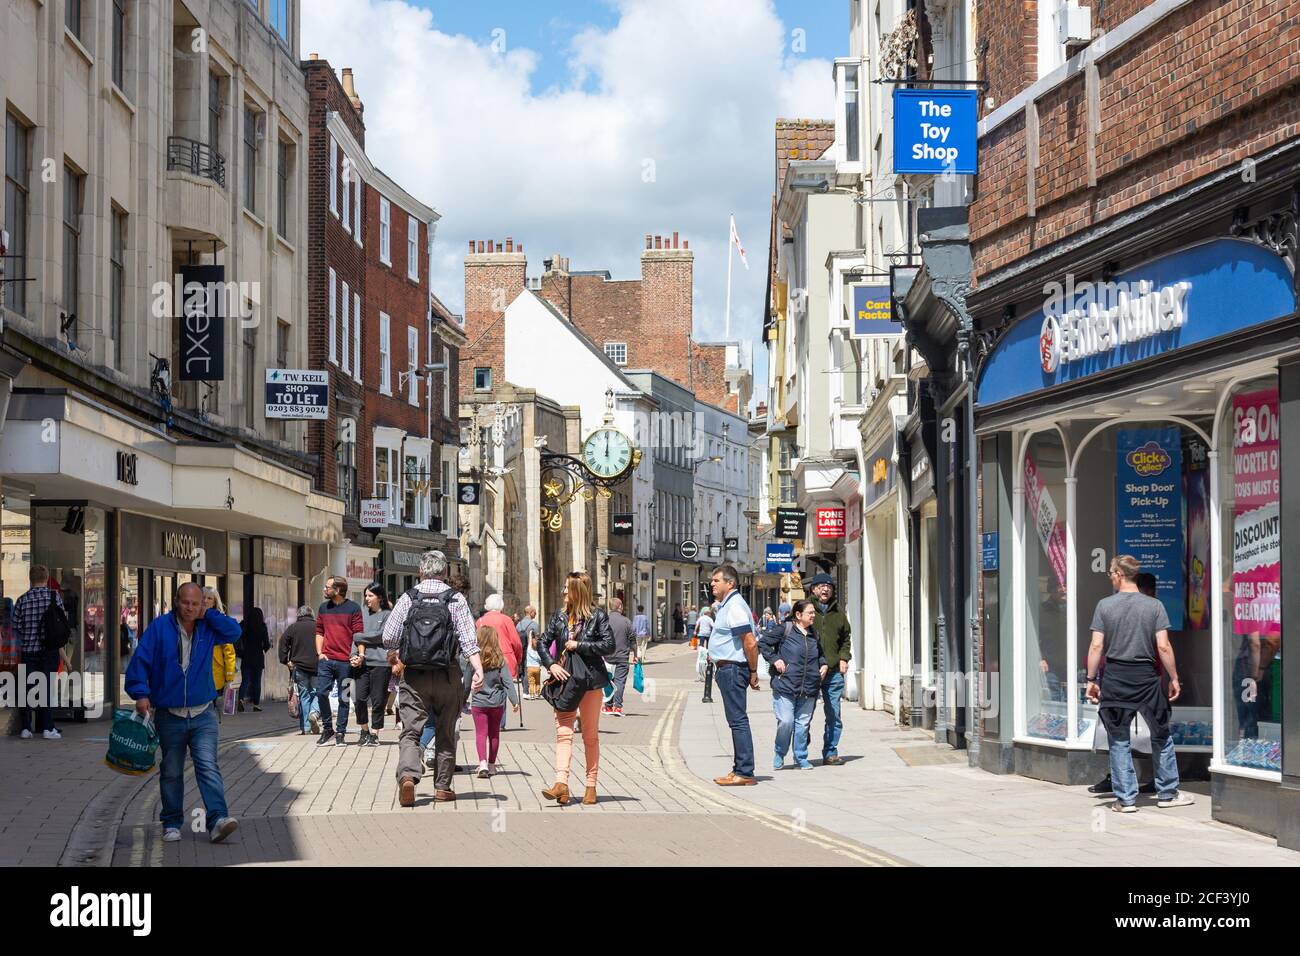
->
[582,427,634,480]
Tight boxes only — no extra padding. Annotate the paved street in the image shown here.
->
[3,640,1298,867]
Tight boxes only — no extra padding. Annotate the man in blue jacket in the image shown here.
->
[125,581,242,844]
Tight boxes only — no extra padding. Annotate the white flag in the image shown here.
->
[730,215,749,270]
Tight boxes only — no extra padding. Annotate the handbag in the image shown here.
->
[288,683,300,720]
[541,621,596,712]
[633,660,645,694]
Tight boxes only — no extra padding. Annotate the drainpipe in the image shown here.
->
[853,435,870,710]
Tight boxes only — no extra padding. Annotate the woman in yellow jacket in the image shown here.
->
[205,587,237,719]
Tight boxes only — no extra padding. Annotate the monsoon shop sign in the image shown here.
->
[977,239,1298,407]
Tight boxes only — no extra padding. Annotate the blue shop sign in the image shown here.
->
[852,284,903,337]
[981,532,999,572]
[977,239,1298,407]
[893,89,978,175]
[765,543,794,573]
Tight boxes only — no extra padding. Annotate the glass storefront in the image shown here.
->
[1219,380,1282,771]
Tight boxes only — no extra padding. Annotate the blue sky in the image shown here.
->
[303,0,849,406]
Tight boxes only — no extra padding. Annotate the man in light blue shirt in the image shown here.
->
[707,565,759,785]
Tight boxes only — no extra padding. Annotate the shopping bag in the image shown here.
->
[287,684,300,720]
[1091,712,1152,755]
[105,709,159,775]
[222,683,237,716]
[602,663,616,703]
[633,660,645,694]
[695,647,708,680]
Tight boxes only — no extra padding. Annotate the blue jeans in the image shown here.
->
[1109,724,1180,805]
[155,707,228,830]
[821,670,845,758]
[291,667,319,733]
[715,662,755,778]
[240,668,264,705]
[316,659,352,735]
[773,692,816,765]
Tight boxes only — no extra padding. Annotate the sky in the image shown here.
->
[301,0,848,406]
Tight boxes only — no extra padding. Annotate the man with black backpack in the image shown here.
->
[13,565,69,740]
[383,550,483,807]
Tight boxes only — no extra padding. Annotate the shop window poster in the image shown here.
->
[1116,427,1185,630]
[1184,438,1211,631]
[1232,389,1281,637]
[1023,451,1067,592]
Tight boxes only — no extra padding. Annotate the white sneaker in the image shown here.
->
[19,729,32,740]
[162,828,182,843]
[1157,792,1195,808]
[43,728,61,740]
[209,817,239,844]
[477,761,489,779]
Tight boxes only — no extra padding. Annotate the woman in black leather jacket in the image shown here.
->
[537,570,614,806]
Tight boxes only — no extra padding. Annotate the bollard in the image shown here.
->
[702,657,715,704]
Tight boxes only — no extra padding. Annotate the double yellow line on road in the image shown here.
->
[649,691,903,867]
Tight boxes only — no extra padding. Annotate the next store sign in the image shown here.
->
[893,89,978,176]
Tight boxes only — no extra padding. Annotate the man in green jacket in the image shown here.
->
[808,573,851,765]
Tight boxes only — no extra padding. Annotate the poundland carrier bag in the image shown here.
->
[105,709,159,775]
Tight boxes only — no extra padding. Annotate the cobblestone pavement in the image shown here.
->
[106,642,896,866]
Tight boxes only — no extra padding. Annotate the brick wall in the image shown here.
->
[971,0,1300,286]
[690,344,728,407]
[303,58,367,498]
[461,239,527,395]
[639,234,693,390]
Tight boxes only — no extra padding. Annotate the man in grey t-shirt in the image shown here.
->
[1084,555,1193,813]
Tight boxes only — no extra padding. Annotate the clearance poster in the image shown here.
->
[1024,452,1067,592]
[1232,389,1281,636]
[1116,427,1185,629]
[1184,439,1212,630]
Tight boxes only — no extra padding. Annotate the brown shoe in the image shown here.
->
[541,782,570,806]
[714,772,758,787]
[582,786,597,805]
[823,755,845,766]
[433,789,456,802]
[398,777,416,808]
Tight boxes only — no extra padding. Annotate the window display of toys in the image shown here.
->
[1225,739,1281,772]
[1027,712,1090,740]
[1168,721,1212,746]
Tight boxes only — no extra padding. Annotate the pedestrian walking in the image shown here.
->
[525,632,542,698]
[602,597,637,717]
[807,573,852,766]
[672,603,684,640]
[537,570,614,806]
[478,593,523,732]
[352,584,394,747]
[687,604,698,636]
[13,565,68,740]
[632,605,651,659]
[385,550,483,806]
[694,607,714,681]
[759,607,777,630]
[707,565,759,786]
[315,576,364,746]
[466,624,519,777]
[759,601,827,770]
[1085,555,1194,812]
[203,588,236,722]
[124,582,241,844]
[279,606,320,734]
[236,606,271,712]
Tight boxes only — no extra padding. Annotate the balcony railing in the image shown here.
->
[167,136,226,187]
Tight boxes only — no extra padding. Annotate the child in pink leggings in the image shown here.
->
[465,625,519,777]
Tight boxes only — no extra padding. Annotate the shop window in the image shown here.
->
[5,111,30,316]
[1023,430,1069,740]
[1220,378,1282,772]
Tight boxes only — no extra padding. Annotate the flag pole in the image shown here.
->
[725,215,734,341]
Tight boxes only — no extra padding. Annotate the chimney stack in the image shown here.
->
[341,67,364,115]
[672,231,679,249]
[645,234,653,250]
[309,53,319,60]
[506,237,513,252]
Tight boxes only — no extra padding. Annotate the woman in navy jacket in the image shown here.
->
[758,600,827,770]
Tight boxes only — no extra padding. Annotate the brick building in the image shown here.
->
[939,0,1300,845]
[302,58,464,597]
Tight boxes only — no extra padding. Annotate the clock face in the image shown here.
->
[583,427,633,479]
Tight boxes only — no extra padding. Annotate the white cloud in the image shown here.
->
[303,0,835,394]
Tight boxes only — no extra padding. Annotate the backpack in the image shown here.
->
[398,587,460,670]
[42,599,71,651]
